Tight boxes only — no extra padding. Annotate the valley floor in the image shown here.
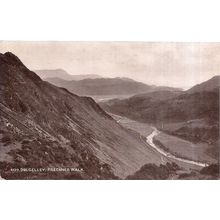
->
[110,113,216,172]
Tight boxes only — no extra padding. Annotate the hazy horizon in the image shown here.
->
[0,41,219,89]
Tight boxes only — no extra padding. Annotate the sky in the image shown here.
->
[0,41,219,89]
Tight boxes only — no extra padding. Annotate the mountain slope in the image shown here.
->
[45,76,181,96]
[0,52,164,179]
[46,77,152,96]
[187,75,220,93]
[101,90,183,121]
[101,78,219,159]
[35,69,101,81]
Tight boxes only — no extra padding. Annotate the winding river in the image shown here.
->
[146,127,209,167]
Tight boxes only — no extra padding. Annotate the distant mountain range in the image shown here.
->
[0,52,165,179]
[43,76,181,96]
[101,76,219,158]
[35,69,101,81]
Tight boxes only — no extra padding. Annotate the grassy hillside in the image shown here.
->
[126,163,219,180]
[101,79,219,162]
[0,52,167,179]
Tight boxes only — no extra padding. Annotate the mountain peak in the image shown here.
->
[0,51,42,83]
[0,52,25,67]
[210,75,220,81]
[35,69,102,81]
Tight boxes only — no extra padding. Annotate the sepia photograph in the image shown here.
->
[1,1,220,220]
[0,41,219,180]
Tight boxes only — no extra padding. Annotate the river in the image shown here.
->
[110,112,209,168]
[146,127,209,167]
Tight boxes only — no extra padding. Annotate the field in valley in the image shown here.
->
[110,113,209,171]
[154,132,217,164]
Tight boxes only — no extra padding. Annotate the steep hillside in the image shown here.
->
[35,69,101,81]
[0,52,163,179]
